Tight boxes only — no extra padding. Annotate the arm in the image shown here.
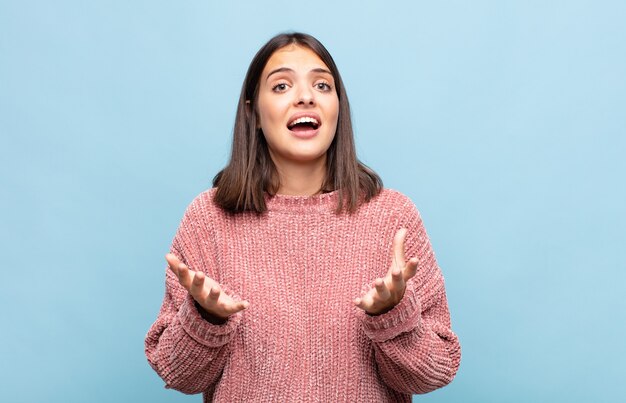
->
[145,196,244,394]
[356,202,461,394]
[145,269,243,394]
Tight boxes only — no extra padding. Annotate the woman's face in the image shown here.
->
[256,44,339,169]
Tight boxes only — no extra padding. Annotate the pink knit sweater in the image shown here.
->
[145,188,461,402]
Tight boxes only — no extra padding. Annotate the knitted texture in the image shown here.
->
[145,188,461,402]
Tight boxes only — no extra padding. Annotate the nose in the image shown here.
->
[295,85,315,106]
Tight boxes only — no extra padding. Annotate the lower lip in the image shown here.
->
[289,127,320,139]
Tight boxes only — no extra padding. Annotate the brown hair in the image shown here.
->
[213,32,382,214]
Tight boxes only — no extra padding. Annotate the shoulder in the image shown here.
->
[187,188,218,210]
[365,188,421,218]
[179,188,224,225]
[372,188,414,205]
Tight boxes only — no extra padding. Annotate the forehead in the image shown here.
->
[263,44,331,76]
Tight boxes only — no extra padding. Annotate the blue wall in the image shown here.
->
[1,1,624,402]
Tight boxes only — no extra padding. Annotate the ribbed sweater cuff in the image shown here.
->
[357,281,421,343]
[178,292,242,348]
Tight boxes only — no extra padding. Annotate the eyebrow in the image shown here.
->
[265,67,333,81]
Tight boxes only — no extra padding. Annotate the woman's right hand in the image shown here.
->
[165,253,249,322]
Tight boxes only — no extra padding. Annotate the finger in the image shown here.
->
[391,267,405,291]
[177,263,192,288]
[223,300,250,315]
[374,278,391,300]
[165,253,181,275]
[354,296,369,310]
[356,292,374,311]
[204,284,221,304]
[403,257,419,281]
[190,270,206,297]
[392,228,408,269]
[199,284,220,312]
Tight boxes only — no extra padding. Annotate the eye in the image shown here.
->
[315,82,332,92]
[272,82,289,92]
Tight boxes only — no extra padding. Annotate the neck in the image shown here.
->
[271,155,327,196]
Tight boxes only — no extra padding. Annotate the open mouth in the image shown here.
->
[287,116,320,133]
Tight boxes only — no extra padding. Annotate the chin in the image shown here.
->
[288,153,327,164]
[277,147,328,163]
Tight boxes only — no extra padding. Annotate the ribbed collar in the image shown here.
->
[264,190,340,214]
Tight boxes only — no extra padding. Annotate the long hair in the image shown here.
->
[213,32,382,214]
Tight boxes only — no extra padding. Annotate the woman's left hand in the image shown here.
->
[354,228,419,316]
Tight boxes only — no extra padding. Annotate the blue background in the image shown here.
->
[1,1,625,402]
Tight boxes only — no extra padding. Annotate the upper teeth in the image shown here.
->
[289,117,319,127]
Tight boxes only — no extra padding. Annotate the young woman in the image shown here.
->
[145,32,461,402]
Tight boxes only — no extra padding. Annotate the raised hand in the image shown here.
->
[354,228,419,316]
[165,253,249,322]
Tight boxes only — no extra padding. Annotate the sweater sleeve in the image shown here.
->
[356,199,461,394]
[145,195,242,395]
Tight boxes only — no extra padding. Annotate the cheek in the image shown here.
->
[257,100,284,132]
[327,102,340,135]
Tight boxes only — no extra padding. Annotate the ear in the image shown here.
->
[244,100,253,120]
[245,100,261,130]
